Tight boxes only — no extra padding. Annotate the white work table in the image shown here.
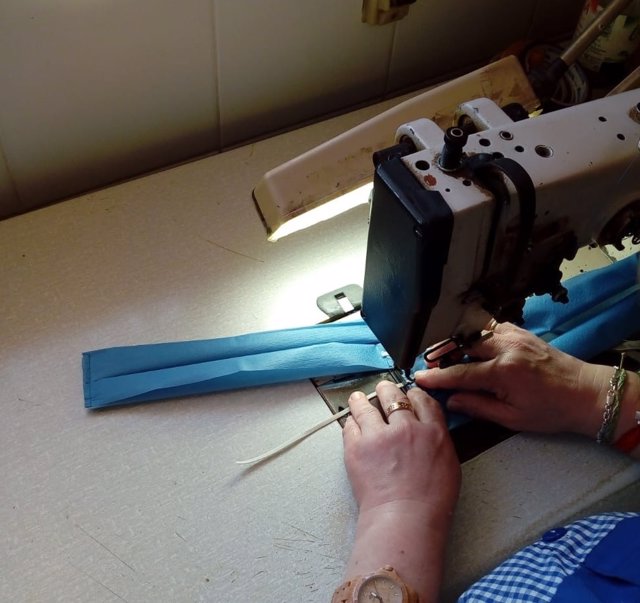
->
[2,99,639,603]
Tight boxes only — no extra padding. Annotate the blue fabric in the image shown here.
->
[458,513,639,603]
[83,322,393,408]
[83,253,639,409]
[523,253,640,359]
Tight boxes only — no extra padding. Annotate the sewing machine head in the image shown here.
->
[253,56,640,375]
[361,92,640,373]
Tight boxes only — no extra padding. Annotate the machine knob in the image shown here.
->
[439,127,468,171]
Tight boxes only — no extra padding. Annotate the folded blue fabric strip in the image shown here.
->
[523,253,640,358]
[83,322,393,408]
[83,253,639,409]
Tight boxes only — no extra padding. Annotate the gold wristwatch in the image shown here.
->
[331,565,420,602]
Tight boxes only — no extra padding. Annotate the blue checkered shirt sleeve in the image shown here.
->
[457,512,638,603]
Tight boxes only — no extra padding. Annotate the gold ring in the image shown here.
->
[386,400,414,417]
[487,318,499,332]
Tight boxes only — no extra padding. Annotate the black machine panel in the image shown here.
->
[361,156,453,372]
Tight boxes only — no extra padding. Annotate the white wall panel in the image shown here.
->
[0,1,220,212]
[0,0,589,219]
[387,0,539,91]
[215,0,395,147]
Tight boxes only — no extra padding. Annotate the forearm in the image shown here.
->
[344,500,454,603]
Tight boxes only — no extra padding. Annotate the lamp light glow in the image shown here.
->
[267,183,372,241]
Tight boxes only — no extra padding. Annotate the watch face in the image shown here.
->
[356,575,404,602]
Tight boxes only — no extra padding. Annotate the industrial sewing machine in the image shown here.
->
[361,89,640,374]
[254,57,640,379]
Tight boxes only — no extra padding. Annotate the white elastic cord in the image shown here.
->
[235,384,402,465]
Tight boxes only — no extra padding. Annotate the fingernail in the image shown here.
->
[350,391,366,401]
[414,370,427,379]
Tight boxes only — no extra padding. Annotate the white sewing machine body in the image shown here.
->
[361,91,640,372]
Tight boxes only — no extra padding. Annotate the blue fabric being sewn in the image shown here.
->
[523,252,640,359]
[83,253,639,409]
[83,322,393,408]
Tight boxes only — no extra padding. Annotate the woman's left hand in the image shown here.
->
[339,381,460,602]
[343,380,460,514]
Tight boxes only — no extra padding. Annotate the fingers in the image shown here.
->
[419,322,534,391]
[447,390,506,424]
[347,390,385,432]
[377,380,416,425]
[407,386,447,428]
[462,336,501,361]
[485,318,500,332]
[347,380,447,433]
[462,321,521,360]
[415,360,498,394]
[426,321,519,366]
[342,414,360,440]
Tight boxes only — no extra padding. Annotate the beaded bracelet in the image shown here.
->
[596,353,627,445]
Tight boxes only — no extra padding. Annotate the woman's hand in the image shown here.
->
[416,322,613,438]
[343,380,460,514]
[340,380,460,602]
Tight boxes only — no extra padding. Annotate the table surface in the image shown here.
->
[2,96,639,603]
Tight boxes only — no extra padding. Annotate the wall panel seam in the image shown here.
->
[0,137,21,207]
[211,0,223,151]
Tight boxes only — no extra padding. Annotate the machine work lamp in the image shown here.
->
[252,55,539,242]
